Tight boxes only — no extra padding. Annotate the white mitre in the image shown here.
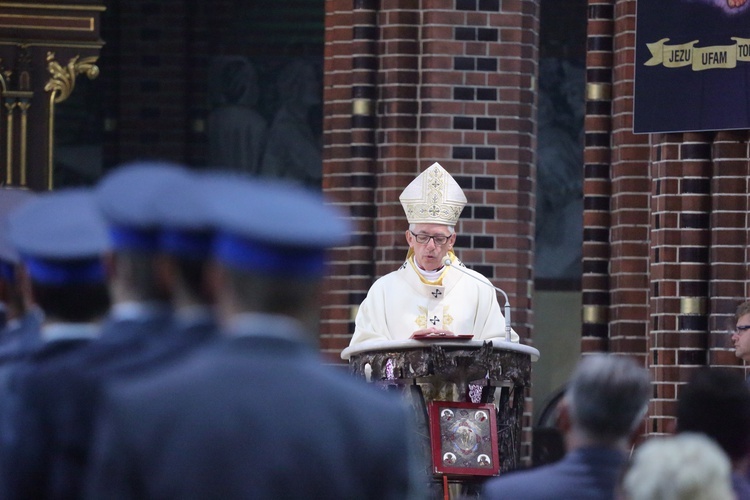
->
[399,162,467,226]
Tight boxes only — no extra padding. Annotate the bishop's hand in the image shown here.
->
[411,327,456,338]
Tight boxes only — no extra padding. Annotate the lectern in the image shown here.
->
[342,339,540,498]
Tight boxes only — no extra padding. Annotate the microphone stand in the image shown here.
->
[443,257,512,342]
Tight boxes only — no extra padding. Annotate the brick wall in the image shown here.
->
[322,0,539,351]
[583,0,750,435]
[102,0,324,169]
[322,0,540,463]
[100,0,750,444]
[322,0,369,354]
[582,0,614,352]
[609,0,651,369]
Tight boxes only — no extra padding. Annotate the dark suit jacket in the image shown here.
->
[481,447,627,500]
[0,308,44,358]
[1,335,96,500]
[2,307,219,500]
[85,321,422,500]
[0,308,179,500]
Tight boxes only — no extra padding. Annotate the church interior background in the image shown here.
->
[4,0,749,466]
[20,0,586,428]
[0,0,622,463]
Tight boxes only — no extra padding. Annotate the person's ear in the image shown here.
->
[405,229,414,246]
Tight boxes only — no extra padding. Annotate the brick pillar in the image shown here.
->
[583,0,750,436]
[709,131,750,376]
[375,0,420,268]
[608,0,650,365]
[321,0,539,462]
[414,0,538,338]
[583,0,653,431]
[649,132,712,434]
[321,0,359,359]
[582,0,614,353]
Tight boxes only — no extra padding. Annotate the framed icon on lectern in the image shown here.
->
[428,402,499,476]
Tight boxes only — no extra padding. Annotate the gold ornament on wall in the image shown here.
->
[44,51,100,189]
[44,51,99,103]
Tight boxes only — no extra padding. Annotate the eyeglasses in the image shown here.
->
[737,325,750,332]
[409,231,450,246]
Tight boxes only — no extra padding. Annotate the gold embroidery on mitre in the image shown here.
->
[400,162,467,226]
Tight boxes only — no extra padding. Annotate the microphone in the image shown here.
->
[443,257,513,342]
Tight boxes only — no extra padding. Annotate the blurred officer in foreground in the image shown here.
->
[0,188,41,351]
[76,165,219,375]
[0,189,41,450]
[0,189,110,499]
[86,176,426,500]
[93,161,186,346]
[144,168,218,359]
[2,163,199,499]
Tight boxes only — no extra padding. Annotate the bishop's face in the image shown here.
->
[406,223,456,272]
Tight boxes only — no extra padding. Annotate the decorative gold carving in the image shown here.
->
[2,91,33,187]
[0,14,95,32]
[47,92,54,189]
[45,51,99,104]
[0,40,104,50]
[0,62,7,181]
[18,100,30,186]
[4,100,17,184]
[0,3,106,11]
[582,305,607,324]
[680,297,706,315]
[0,69,9,93]
[45,51,99,190]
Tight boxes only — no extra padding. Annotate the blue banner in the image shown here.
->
[634,0,750,133]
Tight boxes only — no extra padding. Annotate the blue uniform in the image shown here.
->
[86,317,419,500]
[2,327,98,500]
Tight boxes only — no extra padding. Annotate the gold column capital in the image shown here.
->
[44,51,99,104]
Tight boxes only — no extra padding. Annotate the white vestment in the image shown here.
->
[349,252,519,346]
